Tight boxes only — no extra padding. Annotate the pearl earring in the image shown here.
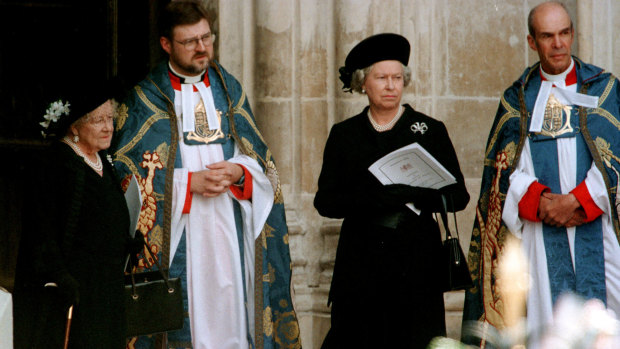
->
[73,134,79,143]
[362,89,366,94]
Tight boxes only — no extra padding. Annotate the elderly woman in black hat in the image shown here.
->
[12,82,140,348]
[314,33,470,348]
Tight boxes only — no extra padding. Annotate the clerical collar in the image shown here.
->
[167,62,219,132]
[530,58,598,133]
[540,59,576,87]
[168,63,209,91]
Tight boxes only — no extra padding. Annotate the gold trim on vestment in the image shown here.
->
[592,108,620,130]
[484,97,519,159]
[597,74,616,107]
[114,86,170,175]
[578,93,620,243]
[162,91,178,268]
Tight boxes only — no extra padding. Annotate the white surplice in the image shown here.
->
[502,76,620,335]
[168,84,274,349]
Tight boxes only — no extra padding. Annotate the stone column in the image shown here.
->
[577,0,620,75]
[295,1,336,347]
[218,0,254,104]
[220,0,332,347]
[577,0,593,63]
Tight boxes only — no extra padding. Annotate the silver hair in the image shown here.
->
[349,63,412,94]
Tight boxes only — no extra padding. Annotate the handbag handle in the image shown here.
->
[438,194,451,238]
[129,240,176,299]
[439,194,464,266]
[439,194,460,240]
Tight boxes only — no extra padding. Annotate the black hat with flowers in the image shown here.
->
[40,78,125,139]
[338,33,410,92]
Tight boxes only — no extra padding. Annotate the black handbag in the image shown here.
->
[125,241,184,337]
[438,194,473,292]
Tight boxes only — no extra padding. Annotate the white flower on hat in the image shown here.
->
[40,99,71,138]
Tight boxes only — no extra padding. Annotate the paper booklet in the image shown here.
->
[368,142,456,214]
[124,174,143,270]
[124,174,143,238]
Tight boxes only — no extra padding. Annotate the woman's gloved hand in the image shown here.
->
[128,232,145,255]
[55,273,80,308]
[378,184,443,211]
[365,184,412,209]
[127,232,145,269]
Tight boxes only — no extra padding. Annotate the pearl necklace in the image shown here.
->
[367,105,403,132]
[62,136,103,173]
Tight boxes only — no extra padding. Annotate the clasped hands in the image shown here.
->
[538,192,586,227]
[190,161,244,197]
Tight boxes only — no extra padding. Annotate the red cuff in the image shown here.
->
[182,172,194,214]
[230,165,253,200]
[570,181,603,222]
[519,181,550,222]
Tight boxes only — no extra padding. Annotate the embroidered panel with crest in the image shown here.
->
[183,100,226,144]
[530,93,580,141]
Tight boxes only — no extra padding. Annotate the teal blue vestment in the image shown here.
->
[111,61,301,349]
[462,57,620,345]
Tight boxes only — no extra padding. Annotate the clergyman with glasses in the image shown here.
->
[110,1,300,348]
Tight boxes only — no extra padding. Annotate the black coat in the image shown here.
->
[314,104,469,348]
[13,143,131,349]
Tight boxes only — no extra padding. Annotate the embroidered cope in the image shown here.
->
[111,61,301,349]
[462,57,620,344]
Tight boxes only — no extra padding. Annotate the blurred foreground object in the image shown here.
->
[497,237,529,346]
[436,239,620,348]
[428,337,475,349]
[533,294,620,349]
[434,295,620,348]
[0,287,11,348]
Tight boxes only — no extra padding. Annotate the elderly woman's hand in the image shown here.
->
[52,272,80,308]
[127,232,145,254]
[378,184,442,211]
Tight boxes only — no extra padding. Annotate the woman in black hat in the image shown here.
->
[12,82,140,348]
[314,33,470,348]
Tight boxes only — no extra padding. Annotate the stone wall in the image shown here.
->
[216,0,618,348]
[578,0,620,74]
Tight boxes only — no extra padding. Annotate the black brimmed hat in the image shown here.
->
[40,78,126,139]
[338,33,410,92]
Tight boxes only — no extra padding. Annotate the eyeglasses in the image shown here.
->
[175,33,216,50]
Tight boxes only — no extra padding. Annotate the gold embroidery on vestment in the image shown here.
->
[114,86,169,174]
[540,94,573,137]
[264,263,275,284]
[115,103,129,131]
[273,309,301,348]
[186,101,224,143]
[137,151,163,236]
[477,150,510,328]
[597,74,616,107]
[593,108,620,131]
[264,307,274,336]
[283,233,289,245]
[596,137,620,198]
[484,96,519,159]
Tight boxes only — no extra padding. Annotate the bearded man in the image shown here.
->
[111,1,300,348]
